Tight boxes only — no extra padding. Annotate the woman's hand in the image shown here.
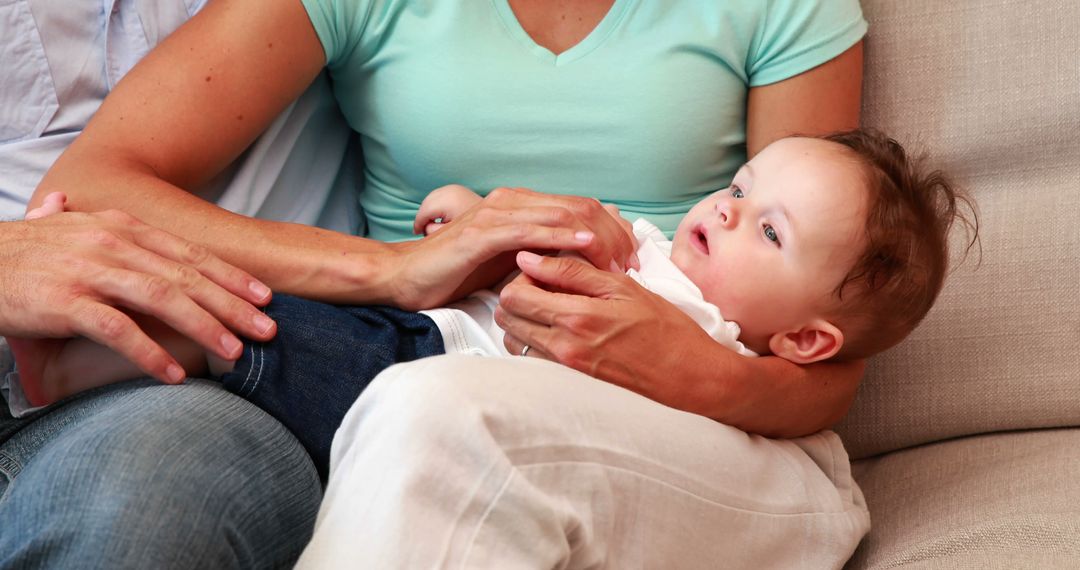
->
[495,251,864,437]
[0,205,277,383]
[390,187,639,310]
[495,251,714,408]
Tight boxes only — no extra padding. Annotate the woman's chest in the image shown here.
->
[332,1,761,205]
[505,0,616,55]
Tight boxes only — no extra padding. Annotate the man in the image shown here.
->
[0,1,354,566]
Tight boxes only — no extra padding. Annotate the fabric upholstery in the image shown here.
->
[844,429,1080,569]
[833,0,1080,459]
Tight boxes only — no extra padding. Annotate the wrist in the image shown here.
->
[379,240,423,309]
[343,240,405,306]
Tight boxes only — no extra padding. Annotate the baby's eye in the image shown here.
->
[731,185,744,199]
[763,224,780,245]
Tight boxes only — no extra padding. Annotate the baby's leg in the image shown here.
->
[9,316,210,407]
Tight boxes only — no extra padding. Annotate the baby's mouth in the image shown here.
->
[693,226,710,255]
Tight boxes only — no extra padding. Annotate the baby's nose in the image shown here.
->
[715,202,737,227]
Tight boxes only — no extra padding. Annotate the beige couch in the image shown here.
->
[833,1,1080,567]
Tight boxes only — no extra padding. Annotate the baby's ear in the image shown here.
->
[767,320,843,364]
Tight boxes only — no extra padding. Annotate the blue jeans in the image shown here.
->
[220,295,445,480]
[0,378,321,569]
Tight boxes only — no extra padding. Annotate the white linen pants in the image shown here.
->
[297,355,869,569]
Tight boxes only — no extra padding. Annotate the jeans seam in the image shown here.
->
[245,344,266,397]
[0,451,21,479]
[0,450,21,502]
[237,345,261,396]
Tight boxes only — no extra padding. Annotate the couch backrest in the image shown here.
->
[833,0,1080,459]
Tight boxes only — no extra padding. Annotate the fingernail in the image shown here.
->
[254,313,275,335]
[249,281,271,301]
[630,252,641,270]
[518,251,542,266]
[166,364,186,383]
[574,231,594,243]
[221,333,243,356]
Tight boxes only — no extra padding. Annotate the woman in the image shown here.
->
[30,0,868,565]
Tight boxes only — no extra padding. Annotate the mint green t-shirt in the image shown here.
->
[301,0,866,241]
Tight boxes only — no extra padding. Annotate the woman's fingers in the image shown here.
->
[464,216,595,262]
[513,251,621,299]
[395,188,636,309]
[483,188,637,271]
[497,269,590,326]
[500,330,555,362]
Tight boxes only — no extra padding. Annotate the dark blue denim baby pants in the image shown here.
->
[220,294,445,480]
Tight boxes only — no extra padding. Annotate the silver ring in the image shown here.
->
[519,344,531,357]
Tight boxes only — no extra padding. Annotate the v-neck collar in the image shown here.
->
[493,0,635,66]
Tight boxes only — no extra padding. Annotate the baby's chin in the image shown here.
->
[668,236,694,272]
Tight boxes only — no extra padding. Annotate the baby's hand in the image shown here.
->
[414,184,483,236]
[24,192,68,220]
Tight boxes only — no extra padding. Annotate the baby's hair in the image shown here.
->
[816,129,979,361]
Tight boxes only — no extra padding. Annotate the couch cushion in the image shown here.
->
[833,0,1080,459]
[845,428,1080,569]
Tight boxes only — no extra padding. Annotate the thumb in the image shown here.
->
[515,251,618,298]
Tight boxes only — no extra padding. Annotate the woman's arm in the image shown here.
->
[496,43,866,437]
[497,253,863,438]
[746,42,863,158]
[32,0,635,309]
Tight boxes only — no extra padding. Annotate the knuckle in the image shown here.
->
[177,241,211,267]
[551,340,582,367]
[510,223,530,241]
[85,229,120,249]
[497,285,519,307]
[93,310,129,341]
[172,264,202,291]
[572,197,602,217]
[142,276,174,303]
[488,187,511,201]
[493,306,508,327]
[550,208,573,226]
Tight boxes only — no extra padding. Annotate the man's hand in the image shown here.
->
[0,206,277,384]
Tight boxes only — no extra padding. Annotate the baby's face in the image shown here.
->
[670,138,868,352]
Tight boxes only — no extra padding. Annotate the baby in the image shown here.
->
[4,129,972,478]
